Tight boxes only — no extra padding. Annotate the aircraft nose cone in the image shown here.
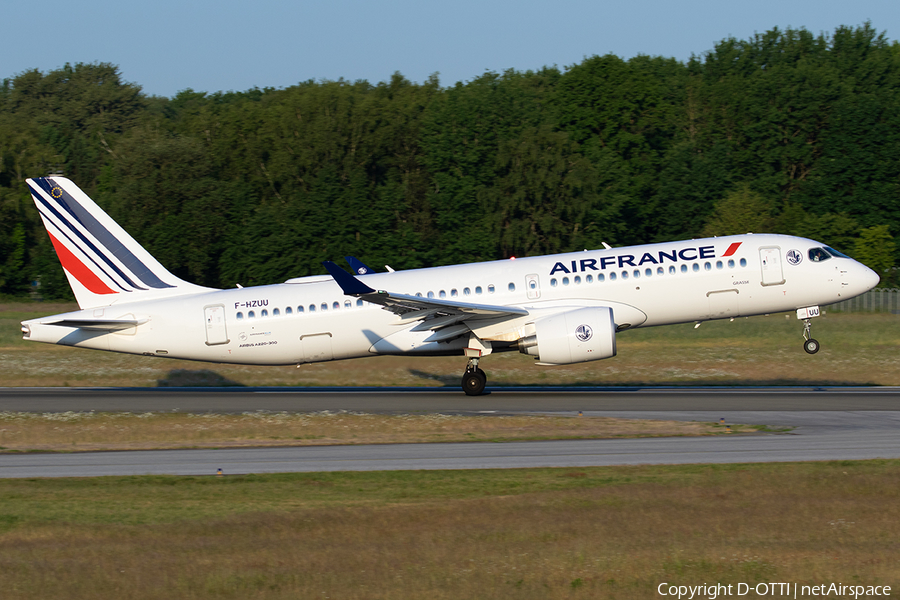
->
[863,265,880,290]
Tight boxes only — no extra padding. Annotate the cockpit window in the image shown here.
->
[824,246,849,259]
[808,248,831,262]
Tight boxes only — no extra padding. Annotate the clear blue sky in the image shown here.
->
[4,0,897,98]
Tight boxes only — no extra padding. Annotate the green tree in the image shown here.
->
[853,224,895,276]
[701,186,773,237]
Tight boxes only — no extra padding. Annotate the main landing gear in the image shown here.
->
[802,318,820,354]
[462,357,487,396]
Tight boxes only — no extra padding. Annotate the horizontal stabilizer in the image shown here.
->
[47,318,147,331]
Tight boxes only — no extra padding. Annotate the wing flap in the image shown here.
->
[424,323,473,343]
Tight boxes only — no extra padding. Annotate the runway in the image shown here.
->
[2,385,900,412]
[0,387,898,478]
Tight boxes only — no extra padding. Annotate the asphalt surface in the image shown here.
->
[2,385,900,413]
[0,387,898,477]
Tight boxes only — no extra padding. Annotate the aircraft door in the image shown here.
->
[203,304,230,346]
[525,274,541,300]
[759,246,785,286]
[300,332,333,363]
[707,289,740,318]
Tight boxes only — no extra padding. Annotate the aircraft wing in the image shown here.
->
[323,261,527,334]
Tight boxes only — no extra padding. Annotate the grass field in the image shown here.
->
[3,303,900,387]
[0,461,897,599]
[1,304,898,598]
[0,411,763,453]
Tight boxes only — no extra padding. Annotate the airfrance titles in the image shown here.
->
[549,245,719,275]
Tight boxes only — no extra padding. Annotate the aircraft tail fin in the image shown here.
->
[26,176,213,309]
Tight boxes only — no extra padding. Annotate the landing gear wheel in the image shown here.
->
[462,370,487,396]
[803,338,820,354]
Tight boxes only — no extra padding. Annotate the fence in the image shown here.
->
[827,288,900,313]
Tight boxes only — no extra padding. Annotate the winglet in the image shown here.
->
[322,261,377,296]
[345,256,375,275]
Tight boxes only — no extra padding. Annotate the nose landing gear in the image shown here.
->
[797,306,821,355]
[802,318,820,354]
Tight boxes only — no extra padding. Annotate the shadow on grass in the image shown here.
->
[408,369,459,387]
[407,369,878,388]
[157,369,246,387]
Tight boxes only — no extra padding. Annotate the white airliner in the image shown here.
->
[22,176,879,395]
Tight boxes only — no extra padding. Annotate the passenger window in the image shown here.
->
[551,279,558,287]
[681,265,688,273]
[488,285,495,294]
[716,261,723,270]
[727,259,735,269]
[610,272,617,281]
[344,300,351,309]
[451,289,458,297]
[476,286,483,294]
[621,271,628,280]
[598,274,605,282]
[321,303,328,311]
[669,266,676,275]
[704,262,711,271]
[586,274,593,283]
[274,308,280,316]
[740,258,747,267]
[285,307,292,315]
[562,277,570,286]
[427,291,434,299]
[693,263,700,272]
[574,276,581,285]
[646,268,652,277]
[236,312,244,320]
[297,306,304,313]
[464,288,471,296]
[309,305,316,312]
[509,282,516,292]
[333,301,340,310]
[439,290,446,298]
[248,311,255,319]
[656,267,663,276]
[261,309,268,317]
[416,292,423,297]
[633,270,640,279]
[356,299,363,307]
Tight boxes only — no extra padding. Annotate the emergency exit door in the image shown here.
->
[525,274,541,299]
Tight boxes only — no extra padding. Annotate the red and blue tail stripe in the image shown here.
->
[28,177,176,296]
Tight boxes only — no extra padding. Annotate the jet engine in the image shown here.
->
[517,307,617,365]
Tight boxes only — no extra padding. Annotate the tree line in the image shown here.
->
[1,23,898,300]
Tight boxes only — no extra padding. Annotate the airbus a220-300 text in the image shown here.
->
[21,177,879,395]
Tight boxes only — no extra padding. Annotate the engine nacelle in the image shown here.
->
[518,307,617,365]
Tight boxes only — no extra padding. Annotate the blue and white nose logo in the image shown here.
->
[575,324,593,342]
[786,249,802,265]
